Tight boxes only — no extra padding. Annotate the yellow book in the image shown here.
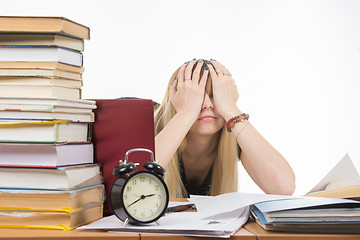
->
[0,203,103,230]
[306,184,360,200]
[0,185,104,212]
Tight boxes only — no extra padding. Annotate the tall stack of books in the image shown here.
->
[0,16,104,230]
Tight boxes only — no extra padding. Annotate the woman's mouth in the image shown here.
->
[199,115,216,121]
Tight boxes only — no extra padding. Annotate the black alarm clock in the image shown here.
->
[110,148,169,225]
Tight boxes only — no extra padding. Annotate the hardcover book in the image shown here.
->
[0,16,90,40]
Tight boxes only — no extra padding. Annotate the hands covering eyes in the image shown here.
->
[170,59,239,122]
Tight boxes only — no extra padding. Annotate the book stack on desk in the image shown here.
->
[0,16,104,230]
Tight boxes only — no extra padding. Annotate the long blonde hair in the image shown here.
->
[154,60,238,198]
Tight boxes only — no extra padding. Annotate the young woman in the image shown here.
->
[154,59,295,198]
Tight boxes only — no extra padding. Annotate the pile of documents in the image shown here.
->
[78,193,294,237]
[251,197,360,233]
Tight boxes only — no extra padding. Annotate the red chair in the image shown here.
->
[91,98,156,215]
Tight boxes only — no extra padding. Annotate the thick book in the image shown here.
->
[0,76,83,87]
[0,61,84,74]
[305,153,360,200]
[0,68,82,80]
[0,33,84,51]
[0,46,83,67]
[0,143,94,167]
[0,119,90,143]
[0,164,102,190]
[251,197,360,233]
[0,83,81,99]
[91,98,156,214]
[0,203,102,230]
[0,16,90,40]
[0,184,104,211]
[0,100,96,122]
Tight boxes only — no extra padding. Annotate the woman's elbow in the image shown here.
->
[280,181,296,195]
[265,173,296,196]
[277,174,296,195]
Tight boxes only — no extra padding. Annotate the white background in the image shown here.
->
[3,0,360,195]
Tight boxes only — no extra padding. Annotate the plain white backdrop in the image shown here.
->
[3,0,360,195]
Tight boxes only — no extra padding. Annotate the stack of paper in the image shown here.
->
[251,197,360,233]
[250,153,360,233]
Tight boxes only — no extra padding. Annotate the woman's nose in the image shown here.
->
[202,94,213,110]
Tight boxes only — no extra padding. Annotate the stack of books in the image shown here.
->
[0,16,104,230]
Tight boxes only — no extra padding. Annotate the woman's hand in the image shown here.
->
[207,60,241,121]
[170,60,208,120]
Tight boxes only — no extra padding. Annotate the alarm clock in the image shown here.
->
[110,148,169,225]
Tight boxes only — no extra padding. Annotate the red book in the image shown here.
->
[91,99,155,215]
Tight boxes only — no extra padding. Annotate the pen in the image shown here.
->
[165,203,195,213]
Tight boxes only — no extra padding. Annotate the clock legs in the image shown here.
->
[123,218,129,226]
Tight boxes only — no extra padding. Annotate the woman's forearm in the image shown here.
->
[155,112,195,168]
[234,121,296,195]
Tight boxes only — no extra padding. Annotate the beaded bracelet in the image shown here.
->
[224,113,249,132]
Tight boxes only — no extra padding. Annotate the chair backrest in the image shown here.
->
[91,98,155,215]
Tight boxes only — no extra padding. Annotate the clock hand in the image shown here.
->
[127,194,156,207]
[127,195,145,207]
[143,193,155,198]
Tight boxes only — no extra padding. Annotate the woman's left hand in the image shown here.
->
[207,60,241,121]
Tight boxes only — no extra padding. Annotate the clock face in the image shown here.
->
[122,171,168,223]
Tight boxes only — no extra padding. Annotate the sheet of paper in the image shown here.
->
[78,206,250,238]
[308,153,359,193]
[189,192,298,219]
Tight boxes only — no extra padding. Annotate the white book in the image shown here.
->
[0,83,81,99]
[0,111,94,122]
[0,46,83,67]
[0,104,94,113]
[0,96,95,108]
[0,143,93,167]
[0,164,102,191]
[0,119,90,143]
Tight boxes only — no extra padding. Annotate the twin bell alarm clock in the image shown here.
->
[110,148,169,225]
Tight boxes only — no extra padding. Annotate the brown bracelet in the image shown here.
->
[224,113,249,132]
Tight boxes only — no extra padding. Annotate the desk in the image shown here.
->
[1,222,360,240]
[243,221,360,240]
[0,228,139,240]
[139,227,256,240]
[0,227,255,240]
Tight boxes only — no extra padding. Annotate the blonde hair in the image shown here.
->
[154,60,238,198]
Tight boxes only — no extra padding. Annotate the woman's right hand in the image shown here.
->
[170,59,208,120]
